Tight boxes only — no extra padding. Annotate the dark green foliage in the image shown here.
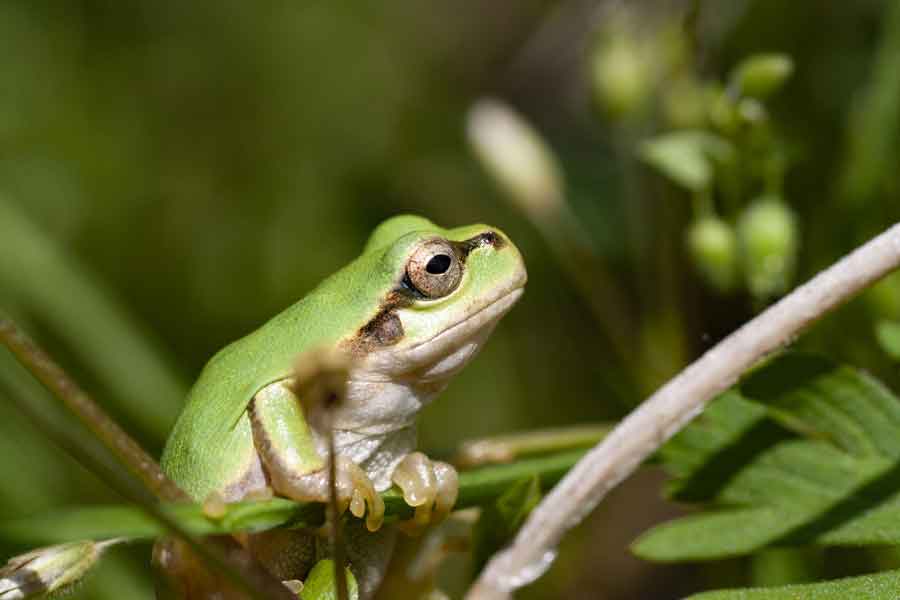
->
[688,568,900,600]
[636,354,900,561]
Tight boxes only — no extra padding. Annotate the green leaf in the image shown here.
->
[688,568,900,599]
[471,476,542,576]
[876,320,900,360]
[638,131,735,192]
[634,354,900,562]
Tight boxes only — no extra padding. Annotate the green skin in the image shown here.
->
[158,215,527,597]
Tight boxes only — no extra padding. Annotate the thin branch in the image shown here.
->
[467,221,900,599]
[0,319,294,600]
[0,319,185,502]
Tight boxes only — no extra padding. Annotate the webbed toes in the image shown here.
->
[392,452,437,507]
[431,461,459,523]
[391,453,459,534]
[334,456,384,532]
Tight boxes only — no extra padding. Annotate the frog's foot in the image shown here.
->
[390,452,459,535]
[336,456,386,532]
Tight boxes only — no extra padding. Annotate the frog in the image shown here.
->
[155,214,527,598]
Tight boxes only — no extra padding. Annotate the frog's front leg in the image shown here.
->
[391,452,459,532]
[249,381,385,531]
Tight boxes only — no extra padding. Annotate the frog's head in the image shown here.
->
[351,215,526,383]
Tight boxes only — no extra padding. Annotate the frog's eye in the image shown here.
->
[405,239,462,299]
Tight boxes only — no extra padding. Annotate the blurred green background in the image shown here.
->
[1,1,899,598]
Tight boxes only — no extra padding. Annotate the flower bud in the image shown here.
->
[0,540,119,599]
[865,273,900,320]
[299,559,358,600]
[686,216,739,293]
[590,33,653,120]
[737,196,799,299]
[662,76,709,129]
[876,320,900,361]
[467,99,564,220]
[291,346,351,430]
[730,54,794,100]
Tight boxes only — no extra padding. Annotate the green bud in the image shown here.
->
[687,216,740,292]
[299,559,359,600]
[0,540,119,599]
[865,272,900,320]
[662,76,709,129]
[876,320,900,361]
[737,196,799,299]
[467,99,564,220]
[590,34,653,120]
[730,54,794,99]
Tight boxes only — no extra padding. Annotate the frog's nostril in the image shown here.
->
[481,231,505,249]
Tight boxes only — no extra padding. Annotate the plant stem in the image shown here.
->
[467,221,900,599]
[0,318,185,502]
[0,449,596,545]
[326,412,349,600]
[0,318,294,600]
[536,204,643,399]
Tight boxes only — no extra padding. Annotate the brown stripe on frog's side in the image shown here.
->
[351,290,411,352]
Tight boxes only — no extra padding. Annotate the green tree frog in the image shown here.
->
[155,215,527,598]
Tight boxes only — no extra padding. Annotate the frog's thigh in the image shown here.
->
[249,381,326,500]
[247,529,317,582]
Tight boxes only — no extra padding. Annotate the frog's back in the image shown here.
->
[160,250,398,500]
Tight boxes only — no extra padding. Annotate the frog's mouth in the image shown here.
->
[408,286,524,382]
[409,286,523,351]
[361,277,525,380]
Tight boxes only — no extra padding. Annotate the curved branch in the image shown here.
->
[467,222,900,599]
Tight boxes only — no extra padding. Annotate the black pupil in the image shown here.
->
[425,254,452,275]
